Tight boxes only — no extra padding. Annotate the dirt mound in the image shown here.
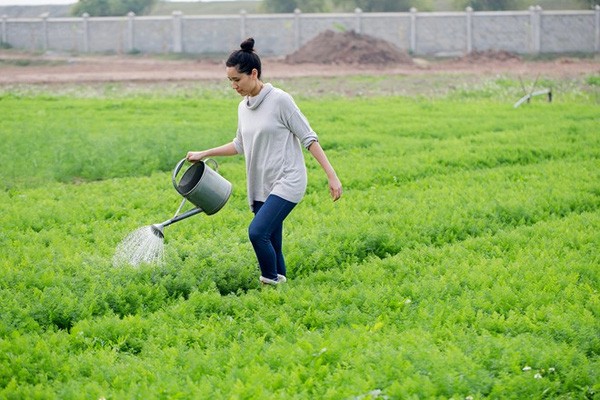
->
[285,30,413,65]
[461,50,521,63]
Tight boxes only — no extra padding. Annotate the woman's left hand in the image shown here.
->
[307,141,342,202]
[329,175,342,202]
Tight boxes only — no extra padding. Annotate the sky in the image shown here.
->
[0,0,243,5]
[0,0,76,4]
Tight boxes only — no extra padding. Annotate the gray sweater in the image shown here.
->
[232,83,318,209]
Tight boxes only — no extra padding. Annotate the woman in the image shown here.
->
[187,38,342,286]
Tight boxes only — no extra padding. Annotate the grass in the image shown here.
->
[0,75,598,399]
[0,58,66,68]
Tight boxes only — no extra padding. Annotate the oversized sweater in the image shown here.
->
[232,83,318,209]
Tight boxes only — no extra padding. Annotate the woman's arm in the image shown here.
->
[187,142,238,162]
[308,141,342,201]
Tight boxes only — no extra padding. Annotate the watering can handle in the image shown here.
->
[172,157,219,191]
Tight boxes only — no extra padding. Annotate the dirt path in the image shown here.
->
[0,50,598,85]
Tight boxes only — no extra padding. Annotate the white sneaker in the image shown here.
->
[259,276,279,285]
[259,275,287,285]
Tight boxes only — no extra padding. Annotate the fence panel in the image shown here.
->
[245,15,295,56]
[47,19,84,53]
[297,14,356,47]
[181,16,238,54]
[1,9,598,57]
[415,13,466,56]
[134,17,172,53]
[541,11,595,53]
[471,12,530,53]
[86,18,128,54]
[362,13,411,52]
[5,19,44,51]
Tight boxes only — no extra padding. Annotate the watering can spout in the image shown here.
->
[147,158,232,240]
[151,224,164,239]
[151,204,205,238]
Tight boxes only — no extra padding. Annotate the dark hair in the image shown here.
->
[226,38,262,79]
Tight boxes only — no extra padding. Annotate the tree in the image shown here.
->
[71,0,157,17]
[261,0,332,13]
[262,0,424,13]
[454,0,525,11]
[348,0,415,12]
[575,0,597,8]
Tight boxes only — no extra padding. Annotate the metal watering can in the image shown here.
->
[151,158,232,238]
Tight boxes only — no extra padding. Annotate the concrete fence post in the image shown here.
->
[355,8,362,34]
[529,5,542,55]
[466,7,473,54]
[294,8,301,51]
[127,11,135,53]
[1,15,7,45]
[240,9,246,42]
[535,5,542,54]
[529,6,535,54]
[82,12,89,53]
[595,5,599,53]
[172,11,182,53]
[40,12,49,52]
[410,7,417,54]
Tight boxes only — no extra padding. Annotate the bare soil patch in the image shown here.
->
[0,47,597,86]
[285,30,413,65]
[459,50,522,63]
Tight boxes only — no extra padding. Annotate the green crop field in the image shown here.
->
[0,73,599,399]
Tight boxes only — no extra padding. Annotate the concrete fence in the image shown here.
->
[1,6,599,57]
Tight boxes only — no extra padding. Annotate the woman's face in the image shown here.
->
[227,66,259,97]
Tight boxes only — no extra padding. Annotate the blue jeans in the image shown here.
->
[249,194,297,280]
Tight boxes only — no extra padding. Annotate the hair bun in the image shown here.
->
[240,38,255,52]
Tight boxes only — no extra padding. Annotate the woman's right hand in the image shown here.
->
[186,142,238,163]
[186,151,207,162]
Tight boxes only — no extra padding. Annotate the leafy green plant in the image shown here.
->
[586,74,600,86]
[0,77,598,398]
